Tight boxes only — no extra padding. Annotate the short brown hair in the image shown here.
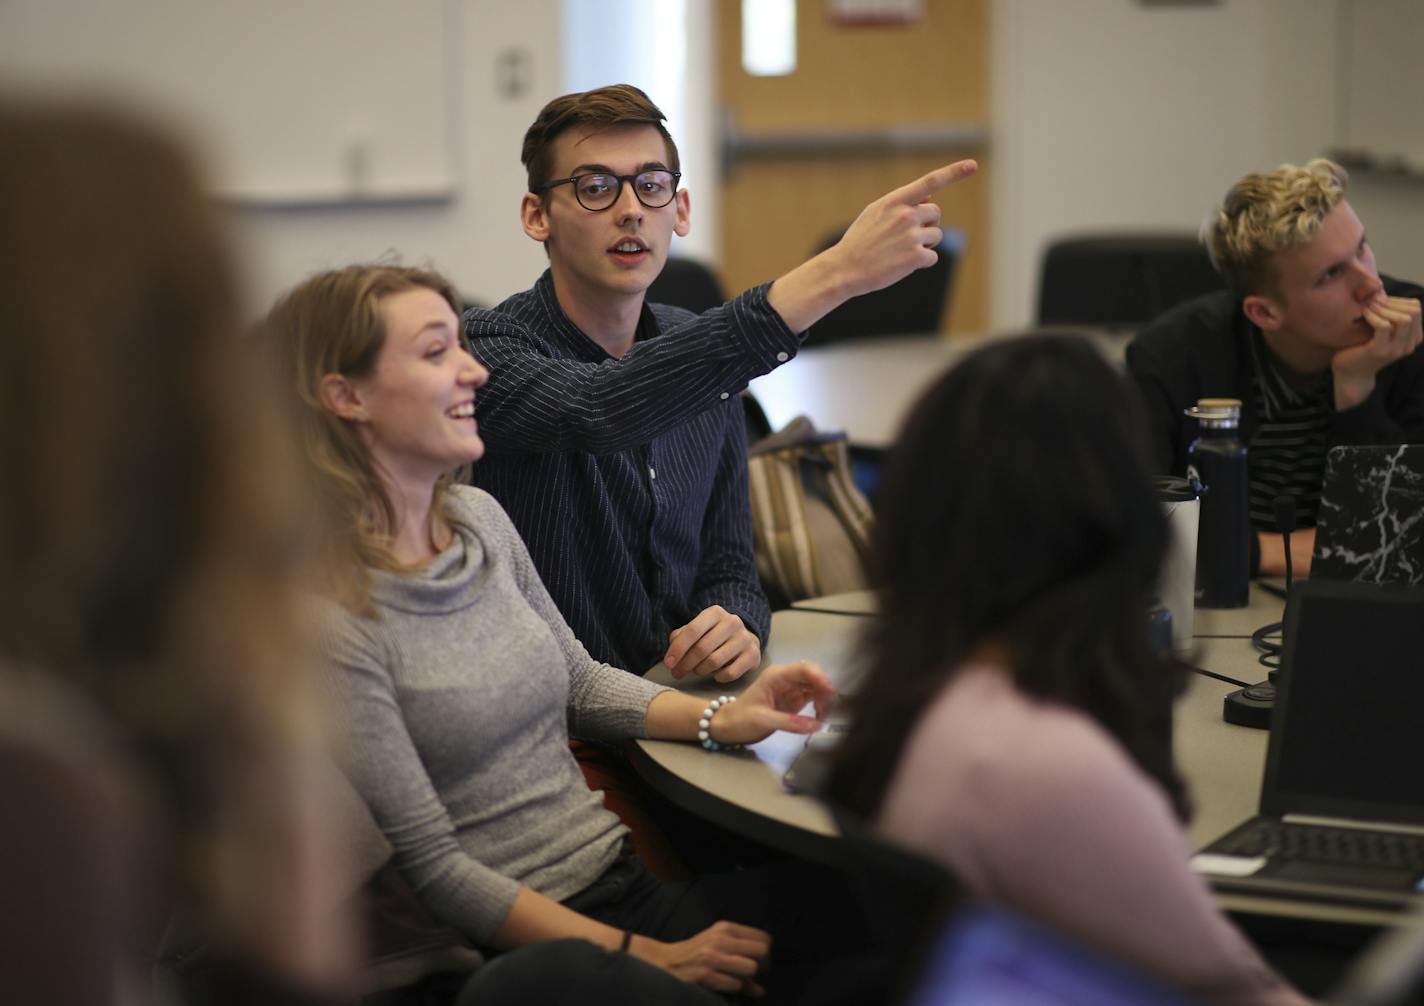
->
[262,264,464,614]
[1204,158,1349,296]
[521,83,680,196]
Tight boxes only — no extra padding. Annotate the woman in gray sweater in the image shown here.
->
[266,264,846,1002]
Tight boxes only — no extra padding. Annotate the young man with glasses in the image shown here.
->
[466,83,973,685]
[466,83,972,877]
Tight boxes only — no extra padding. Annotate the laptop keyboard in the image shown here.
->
[1218,821,1424,872]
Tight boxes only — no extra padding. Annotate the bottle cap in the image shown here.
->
[1185,398,1241,428]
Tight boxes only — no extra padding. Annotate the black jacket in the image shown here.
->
[1124,275,1424,478]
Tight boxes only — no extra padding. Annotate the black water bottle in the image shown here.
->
[1186,398,1249,609]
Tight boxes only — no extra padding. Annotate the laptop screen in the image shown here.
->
[1262,580,1424,823]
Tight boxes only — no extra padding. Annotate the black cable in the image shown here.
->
[1194,666,1254,689]
[1274,495,1296,593]
[1253,496,1296,673]
[1251,620,1282,671]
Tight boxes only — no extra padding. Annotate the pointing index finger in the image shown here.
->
[891,159,978,205]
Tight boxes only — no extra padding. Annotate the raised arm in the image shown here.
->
[467,292,797,456]
[471,160,978,456]
[767,159,978,333]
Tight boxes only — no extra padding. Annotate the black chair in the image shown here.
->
[803,227,964,347]
[740,390,773,444]
[827,806,963,1004]
[1036,233,1224,330]
[646,255,727,314]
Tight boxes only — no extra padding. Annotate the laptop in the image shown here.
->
[1312,444,1424,586]
[1192,578,1424,908]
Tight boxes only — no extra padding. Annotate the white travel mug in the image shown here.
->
[1156,477,1199,653]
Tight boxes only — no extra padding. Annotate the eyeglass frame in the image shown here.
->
[536,170,683,212]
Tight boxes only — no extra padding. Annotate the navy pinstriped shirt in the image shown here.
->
[464,270,797,675]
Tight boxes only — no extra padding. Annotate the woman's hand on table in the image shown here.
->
[712,661,835,746]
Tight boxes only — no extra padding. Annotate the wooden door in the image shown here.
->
[717,0,989,335]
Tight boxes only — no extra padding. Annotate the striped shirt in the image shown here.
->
[464,271,796,674]
[1245,331,1331,529]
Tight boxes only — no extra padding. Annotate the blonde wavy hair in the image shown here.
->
[1204,158,1349,297]
[263,265,467,615]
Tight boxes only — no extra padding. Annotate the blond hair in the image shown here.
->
[1204,158,1349,296]
[262,265,466,615]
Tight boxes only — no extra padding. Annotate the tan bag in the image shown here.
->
[747,415,874,605]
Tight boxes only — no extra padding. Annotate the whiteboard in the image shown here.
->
[0,0,455,204]
[1338,0,1424,170]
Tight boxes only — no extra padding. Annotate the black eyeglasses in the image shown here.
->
[537,170,682,211]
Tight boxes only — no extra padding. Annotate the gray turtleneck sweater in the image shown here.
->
[315,485,670,943]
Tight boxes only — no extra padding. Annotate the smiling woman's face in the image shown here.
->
[349,286,488,488]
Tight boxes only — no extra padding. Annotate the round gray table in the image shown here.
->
[633,602,1279,858]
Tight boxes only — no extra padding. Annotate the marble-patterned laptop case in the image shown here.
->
[1313,445,1424,586]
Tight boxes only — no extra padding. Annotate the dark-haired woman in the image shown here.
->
[827,335,1308,1005]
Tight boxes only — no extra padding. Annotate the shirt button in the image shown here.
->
[775,351,789,363]
[719,392,730,400]
[650,467,657,480]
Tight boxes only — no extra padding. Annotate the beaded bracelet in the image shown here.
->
[698,695,744,752]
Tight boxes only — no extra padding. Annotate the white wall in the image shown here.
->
[6,0,1418,323]
[990,0,1343,330]
[0,0,565,315]
[562,0,720,263]
[223,0,564,313]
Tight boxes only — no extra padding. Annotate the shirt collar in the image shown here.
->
[532,270,662,361]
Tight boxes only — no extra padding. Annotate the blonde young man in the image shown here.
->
[1126,159,1424,577]
[466,84,974,680]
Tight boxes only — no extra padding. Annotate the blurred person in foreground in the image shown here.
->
[0,101,355,1004]
[827,335,1309,1004]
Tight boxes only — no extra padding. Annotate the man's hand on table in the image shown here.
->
[665,606,761,683]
